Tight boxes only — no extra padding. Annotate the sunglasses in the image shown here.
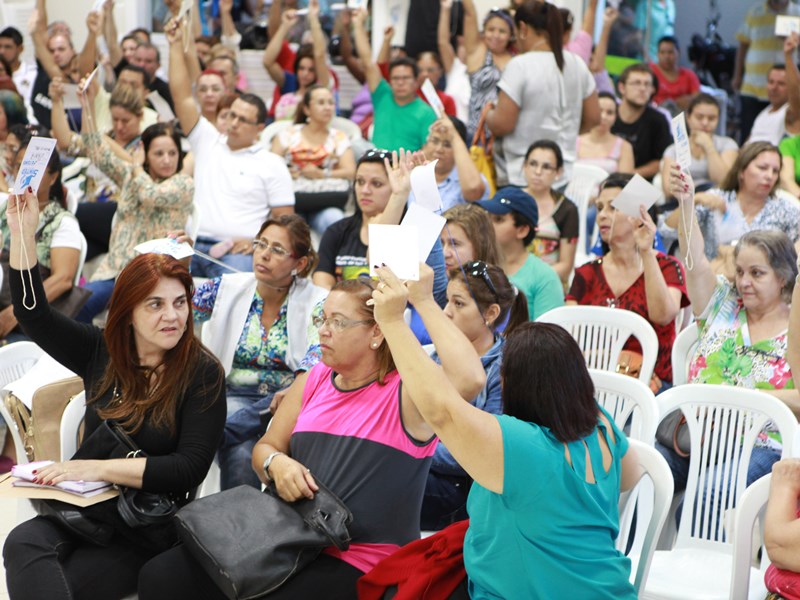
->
[464,260,500,304]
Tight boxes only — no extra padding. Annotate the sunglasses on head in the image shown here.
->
[464,260,500,304]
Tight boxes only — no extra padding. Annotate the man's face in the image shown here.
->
[767,68,788,107]
[132,46,159,81]
[226,98,261,149]
[0,37,21,67]
[388,64,417,103]
[656,41,678,71]
[619,72,654,109]
[209,58,236,92]
[47,35,74,70]
[117,69,147,102]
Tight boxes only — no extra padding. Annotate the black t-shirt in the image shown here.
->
[31,59,52,129]
[316,215,370,281]
[403,0,463,58]
[149,76,174,112]
[611,106,673,171]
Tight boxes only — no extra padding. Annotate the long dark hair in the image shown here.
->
[141,122,184,178]
[515,0,564,71]
[448,263,528,335]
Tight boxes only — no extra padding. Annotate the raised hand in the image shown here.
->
[87,10,104,34]
[48,77,65,103]
[165,16,183,45]
[372,265,411,326]
[668,163,694,200]
[7,188,41,241]
[630,205,656,254]
[281,9,300,28]
[405,263,435,308]
[785,31,799,56]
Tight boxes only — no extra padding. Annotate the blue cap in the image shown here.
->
[477,186,539,229]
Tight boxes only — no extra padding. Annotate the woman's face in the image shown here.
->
[4,132,19,172]
[523,148,561,193]
[354,162,392,217]
[318,290,378,371]
[196,74,225,115]
[441,223,476,270]
[483,16,512,54]
[443,278,487,342]
[735,244,786,312]
[305,88,335,124]
[121,39,139,63]
[739,151,780,198]
[416,54,442,88]
[296,57,317,89]
[687,102,719,135]
[0,105,7,138]
[597,97,618,132]
[146,135,180,180]
[595,187,632,244]
[215,106,232,134]
[130,276,189,360]
[252,224,303,287]
[111,106,141,145]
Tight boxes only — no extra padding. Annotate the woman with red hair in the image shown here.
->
[2,189,226,600]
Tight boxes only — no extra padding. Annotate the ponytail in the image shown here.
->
[545,3,564,72]
[503,288,529,337]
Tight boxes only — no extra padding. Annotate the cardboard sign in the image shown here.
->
[134,237,195,260]
[368,224,419,280]
[671,112,691,172]
[610,173,661,218]
[14,137,57,195]
[776,15,800,36]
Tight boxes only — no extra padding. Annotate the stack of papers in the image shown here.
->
[12,461,113,498]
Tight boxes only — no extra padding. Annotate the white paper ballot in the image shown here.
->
[294,7,309,15]
[610,173,661,218]
[147,91,176,121]
[401,203,446,261]
[409,160,442,213]
[330,3,347,11]
[134,238,195,260]
[91,0,105,13]
[62,83,81,110]
[776,15,800,36]
[671,112,691,171]
[179,0,193,19]
[348,0,368,10]
[83,65,100,91]
[15,137,57,195]
[421,79,444,119]
[368,225,419,280]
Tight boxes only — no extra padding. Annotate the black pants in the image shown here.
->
[738,95,771,145]
[3,516,152,600]
[75,201,117,261]
[138,543,364,600]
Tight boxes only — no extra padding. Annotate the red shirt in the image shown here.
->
[566,254,689,382]
[651,63,701,106]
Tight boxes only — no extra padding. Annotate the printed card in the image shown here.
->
[15,137,57,196]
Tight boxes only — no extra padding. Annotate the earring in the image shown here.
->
[290,268,298,276]
[371,342,379,349]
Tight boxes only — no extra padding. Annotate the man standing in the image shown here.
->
[168,20,294,278]
[611,64,672,180]
[0,27,38,122]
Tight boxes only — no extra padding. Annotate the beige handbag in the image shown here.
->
[4,376,84,462]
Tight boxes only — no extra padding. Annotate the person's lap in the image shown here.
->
[191,239,254,279]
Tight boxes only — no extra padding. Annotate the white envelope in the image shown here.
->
[134,237,195,260]
[409,160,442,213]
[368,224,419,280]
[15,137,57,196]
[401,203,446,261]
[670,112,691,171]
[610,174,661,218]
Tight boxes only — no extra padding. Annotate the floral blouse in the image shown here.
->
[84,132,193,282]
[193,277,323,391]
[689,276,794,450]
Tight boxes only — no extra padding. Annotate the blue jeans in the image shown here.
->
[218,384,274,490]
[303,208,344,236]
[75,278,115,323]
[191,238,254,279]
[420,471,471,531]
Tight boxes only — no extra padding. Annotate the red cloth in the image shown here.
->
[650,63,701,106]
[357,520,469,600]
[766,564,800,600]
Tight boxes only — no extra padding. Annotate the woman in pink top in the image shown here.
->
[576,92,635,174]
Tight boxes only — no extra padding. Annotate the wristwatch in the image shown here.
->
[262,451,285,483]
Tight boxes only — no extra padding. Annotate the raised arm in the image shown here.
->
[784,34,800,128]
[29,5,63,80]
[633,206,681,326]
[267,0,285,40]
[438,0,456,73]
[351,8,382,93]
[308,0,330,88]
[590,7,618,74]
[580,0,599,36]
[77,11,103,79]
[376,25,395,66]
[435,117,485,201]
[103,0,122,67]
[337,10,365,84]
[262,10,298,88]
[461,0,483,72]
[48,78,74,152]
[166,18,200,135]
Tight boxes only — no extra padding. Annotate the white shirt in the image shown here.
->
[188,116,295,240]
[748,103,788,145]
[12,61,38,124]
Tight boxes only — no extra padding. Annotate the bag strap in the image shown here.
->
[471,103,494,153]
[673,415,690,458]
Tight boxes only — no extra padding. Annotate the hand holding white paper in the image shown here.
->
[15,137,57,196]
[610,174,662,218]
[62,84,82,110]
[671,112,691,172]
[82,65,101,92]
[776,15,800,36]
[401,203,446,261]
[368,225,420,280]
[409,160,442,213]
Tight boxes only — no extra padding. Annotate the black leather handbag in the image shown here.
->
[176,481,353,600]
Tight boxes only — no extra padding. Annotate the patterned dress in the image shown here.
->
[467,51,501,141]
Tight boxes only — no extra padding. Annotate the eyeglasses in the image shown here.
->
[427,136,452,150]
[625,80,654,89]
[464,261,500,304]
[229,112,259,126]
[526,160,556,173]
[252,239,295,258]
[312,315,375,332]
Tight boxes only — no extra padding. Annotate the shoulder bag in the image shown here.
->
[469,104,497,197]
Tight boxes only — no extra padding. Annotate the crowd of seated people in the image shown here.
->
[2,0,800,597]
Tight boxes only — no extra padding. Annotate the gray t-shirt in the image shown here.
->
[663,135,739,187]
[497,51,596,188]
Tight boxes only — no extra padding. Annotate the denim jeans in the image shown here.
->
[303,208,344,236]
[420,471,471,531]
[191,238,254,279]
[75,278,116,323]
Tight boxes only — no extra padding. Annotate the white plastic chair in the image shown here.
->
[74,231,88,287]
[185,203,201,242]
[536,306,659,385]
[590,369,659,443]
[731,473,771,600]
[0,342,46,466]
[618,440,674,594]
[637,385,797,599]
[671,324,700,387]
[59,391,86,461]
[565,163,608,266]
[259,119,292,149]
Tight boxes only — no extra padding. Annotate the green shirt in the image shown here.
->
[508,253,564,320]
[371,79,437,152]
[779,135,800,183]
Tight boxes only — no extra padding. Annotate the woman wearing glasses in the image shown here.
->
[664,165,799,493]
[193,215,327,490]
[140,268,485,599]
[422,261,528,530]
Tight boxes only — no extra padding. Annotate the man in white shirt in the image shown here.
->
[747,64,798,144]
[0,27,39,123]
[168,21,294,278]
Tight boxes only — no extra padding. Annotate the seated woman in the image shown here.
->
[193,215,327,490]
[73,84,193,324]
[663,164,798,494]
[567,173,690,392]
[441,203,501,271]
[522,140,580,284]
[576,91,635,174]
[660,93,738,197]
[371,266,640,599]
[2,189,226,600]
[262,5,330,122]
[136,272,486,599]
[660,142,800,276]
[195,69,227,126]
[421,261,528,530]
[271,85,355,236]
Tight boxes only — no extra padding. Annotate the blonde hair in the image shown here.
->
[109,83,144,117]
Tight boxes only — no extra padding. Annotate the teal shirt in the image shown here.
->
[371,79,437,152]
[464,410,636,599]
[508,253,564,320]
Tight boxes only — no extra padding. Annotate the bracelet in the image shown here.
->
[262,451,285,483]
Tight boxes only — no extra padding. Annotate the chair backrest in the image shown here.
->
[730,473,771,599]
[617,439,674,594]
[565,163,608,265]
[331,116,363,142]
[589,369,659,443]
[0,342,45,466]
[657,385,797,548]
[74,231,88,286]
[536,306,659,384]
[59,391,86,461]
[671,324,700,387]
[259,119,292,149]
